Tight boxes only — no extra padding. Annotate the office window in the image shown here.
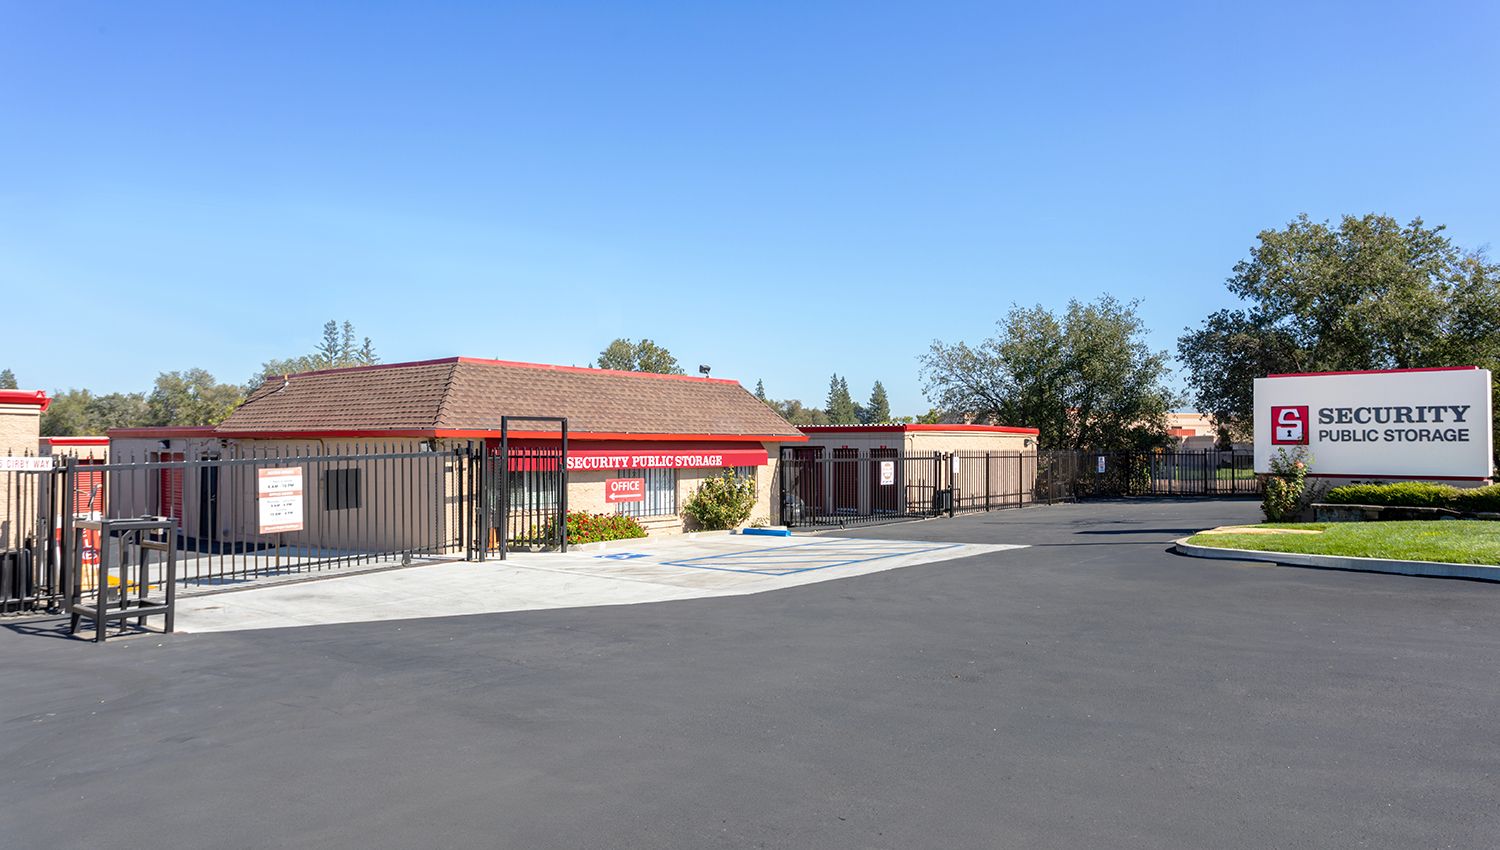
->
[616,468,676,517]
[324,468,362,510]
[732,466,757,484]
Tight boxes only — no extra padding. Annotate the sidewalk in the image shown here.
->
[176,534,1023,633]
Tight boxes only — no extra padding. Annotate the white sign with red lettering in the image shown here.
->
[605,477,645,503]
[257,467,305,533]
[879,461,895,486]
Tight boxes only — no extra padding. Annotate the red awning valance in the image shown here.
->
[489,440,768,471]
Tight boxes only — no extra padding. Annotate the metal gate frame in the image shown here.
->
[479,416,569,561]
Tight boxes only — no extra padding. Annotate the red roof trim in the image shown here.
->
[44,436,110,446]
[119,427,806,443]
[1266,367,1482,378]
[798,424,1040,435]
[0,390,50,411]
[454,357,740,385]
[252,356,741,387]
[464,430,805,442]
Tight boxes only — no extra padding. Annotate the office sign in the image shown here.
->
[1254,368,1493,479]
[257,467,305,533]
[605,477,645,503]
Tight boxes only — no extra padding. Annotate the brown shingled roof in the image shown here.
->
[217,357,803,439]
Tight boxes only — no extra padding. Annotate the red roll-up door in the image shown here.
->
[833,448,859,514]
[159,453,184,523]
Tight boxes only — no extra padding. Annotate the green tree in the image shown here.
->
[863,381,891,424]
[774,398,834,425]
[595,338,685,374]
[1178,214,1500,449]
[253,319,379,386]
[146,369,244,427]
[915,408,945,424]
[40,389,149,436]
[825,374,860,425]
[920,295,1179,450]
[0,369,16,390]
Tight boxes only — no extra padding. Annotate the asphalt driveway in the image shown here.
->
[3,498,1497,849]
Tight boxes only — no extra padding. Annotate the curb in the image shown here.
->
[1173,538,1500,582]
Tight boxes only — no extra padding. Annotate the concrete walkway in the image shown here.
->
[176,533,1022,632]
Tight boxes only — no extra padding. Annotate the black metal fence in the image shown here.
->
[779,447,1258,528]
[2,443,463,616]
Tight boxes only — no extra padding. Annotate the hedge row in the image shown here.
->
[1325,482,1500,513]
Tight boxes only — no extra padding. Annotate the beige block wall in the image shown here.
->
[39,439,109,460]
[905,430,1035,455]
[1,404,45,550]
[0,404,42,457]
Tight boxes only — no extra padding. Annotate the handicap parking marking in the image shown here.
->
[660,537,966,576]
[593,552,652,560]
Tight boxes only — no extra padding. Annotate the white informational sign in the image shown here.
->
[0,457,55,471]
[879,460,895,486]
[1097,456,1106,474]
[1254,368,1494,479]
[257,467,305,534]
[952,455,961,474]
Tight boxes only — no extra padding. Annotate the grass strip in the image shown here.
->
[1185,521,1500,566]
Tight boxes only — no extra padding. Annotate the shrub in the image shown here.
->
[545,511,647,545]
[1260,447,1313,522]
[682,468,757,531]
[1452,484,1500,513]
[1325,482,1459,508]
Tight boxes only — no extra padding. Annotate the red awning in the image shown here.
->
[490,440,768,471]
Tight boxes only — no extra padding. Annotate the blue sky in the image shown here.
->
[3,1,1497,418]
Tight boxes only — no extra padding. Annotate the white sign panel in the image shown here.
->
[879,461,895,486]
[1254,368,1493,479]
[1097,456,1106,474]
[0,457,55,471]
[257,466,305,534]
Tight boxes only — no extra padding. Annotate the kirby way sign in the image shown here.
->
[1254,367,1494,480]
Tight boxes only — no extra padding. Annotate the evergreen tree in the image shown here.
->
[825,374,860,425]
[0,369,16,390]
[864,381,891,424]
[252,319,379,386]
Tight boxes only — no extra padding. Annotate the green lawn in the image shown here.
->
[1186,521,1500,566]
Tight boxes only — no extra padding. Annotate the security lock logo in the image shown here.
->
[1271,406,1309,445]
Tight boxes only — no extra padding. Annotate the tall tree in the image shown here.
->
[1178,214,1500,448]
[920,295,1179,450]
[146,369,244,427]
[595,338,685,375]
[825,374,860,425]
[863,381,891,424]
[253,319,379,385]
[0,369,16,390]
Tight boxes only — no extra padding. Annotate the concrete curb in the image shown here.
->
[1173,538,1500,582]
